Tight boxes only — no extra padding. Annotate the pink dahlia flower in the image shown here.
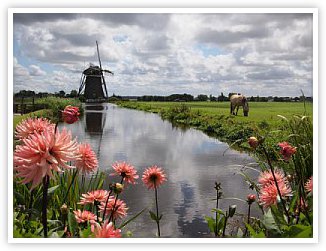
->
[14,128,78,189]
[93,221,121,238]
[99,196,128,220]
[15,117,55,140]
[110,161,139,184]
[75,143,98,174]
[73,210,97,225]
[305,176,313,194]
[142,165,167,190]
[258,169,288,188]
[62,105,80,124]
[259,180,292,208]
[79,190,110,205]
[278,142,297,161]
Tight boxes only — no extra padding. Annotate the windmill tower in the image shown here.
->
[78,41,113,103]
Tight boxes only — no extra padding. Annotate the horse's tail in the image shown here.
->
[230,101,233,114]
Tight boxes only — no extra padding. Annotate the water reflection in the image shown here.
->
[85,104,107,134]
[65,103,259,238]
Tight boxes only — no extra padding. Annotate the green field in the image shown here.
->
[117,101,312,126]
[116,101,313,156]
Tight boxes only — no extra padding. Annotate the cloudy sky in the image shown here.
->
[13,12,313,97]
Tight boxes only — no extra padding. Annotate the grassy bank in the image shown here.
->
[114,101,312,157]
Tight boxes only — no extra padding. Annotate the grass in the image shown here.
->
[117,101,312,127]
[13,109,53,130]
[115,101,313,159]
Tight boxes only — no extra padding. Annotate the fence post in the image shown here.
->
[20,97,24,115]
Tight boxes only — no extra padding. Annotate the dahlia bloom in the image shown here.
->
[110,161,139,184]
[258,169,287,188]
[278,142,297,161]
[15,117,55,140]
[142,165,167,190]
[248,137,259,149]
[305,176,313,194]
[93,221,121,238]
[75,143,98,174]
[62,105,80,124]
[73,210,97,225]
[259,179,292,208]
[99,196,128,220]
[79,190,110,205]
[14,128,78,189]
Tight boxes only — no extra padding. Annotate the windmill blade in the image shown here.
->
[78,74,86,95]
[102,69,114,75]
[96,40,102,70]
[96,41,109,99]
[101,74,109,98]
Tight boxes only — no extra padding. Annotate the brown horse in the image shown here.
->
[230,94,249,116]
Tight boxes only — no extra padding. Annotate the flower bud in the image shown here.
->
[247,194,256,204]
[114,183,124,194]
[248,137,259,149]
[62,105,80,124]
[60,203,68,215]
[228,205,237,218]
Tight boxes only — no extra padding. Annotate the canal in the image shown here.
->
[63,103,260,238]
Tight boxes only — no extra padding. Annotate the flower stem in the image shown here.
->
[108,177,124,223]
[214,182,220,237]
[262,146,290,223]
[222,213,228,237]
[244,204,251,237]
[102,190,112,221]
[42,175,50,238]
[63,169,78,203]
[154,184,161,237]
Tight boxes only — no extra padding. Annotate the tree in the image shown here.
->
[58,90,65,97]
[196,94,208,101]
[69,90,78,98]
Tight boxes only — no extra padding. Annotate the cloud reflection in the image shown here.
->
[66,103,259,237]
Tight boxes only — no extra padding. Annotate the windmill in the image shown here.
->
[78,41,114,102]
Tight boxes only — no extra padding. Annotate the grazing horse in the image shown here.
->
[230,94,249,116]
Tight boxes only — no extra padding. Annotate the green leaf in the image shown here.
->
[262,208,281,233]
[47,185,60,195]
[285,224,312,238]
[211,208,225,215]
[118,208,146,229]
[204,216,216,233]
[245,223,266,238]
[149,210,158,222]
[80,226,92,238]
[68,211,78,236]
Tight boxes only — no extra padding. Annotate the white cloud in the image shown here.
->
[29,65,46,76]
[13,13,313,97]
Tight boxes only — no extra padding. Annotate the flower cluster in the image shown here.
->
[110,161,139,184]
[258,169,292,208]
[79,190,110,205]
[62,105,80,124]
[278,142,297,161]
[75,143,98,174]
[142,165,167,190]
[14,127,78,189]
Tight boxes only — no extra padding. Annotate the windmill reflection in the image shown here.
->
[85,104,107,134]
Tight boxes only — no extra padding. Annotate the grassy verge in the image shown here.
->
[13,109,53,130]
[114,101,313,159]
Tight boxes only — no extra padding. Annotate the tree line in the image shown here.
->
[14,90,312,103]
